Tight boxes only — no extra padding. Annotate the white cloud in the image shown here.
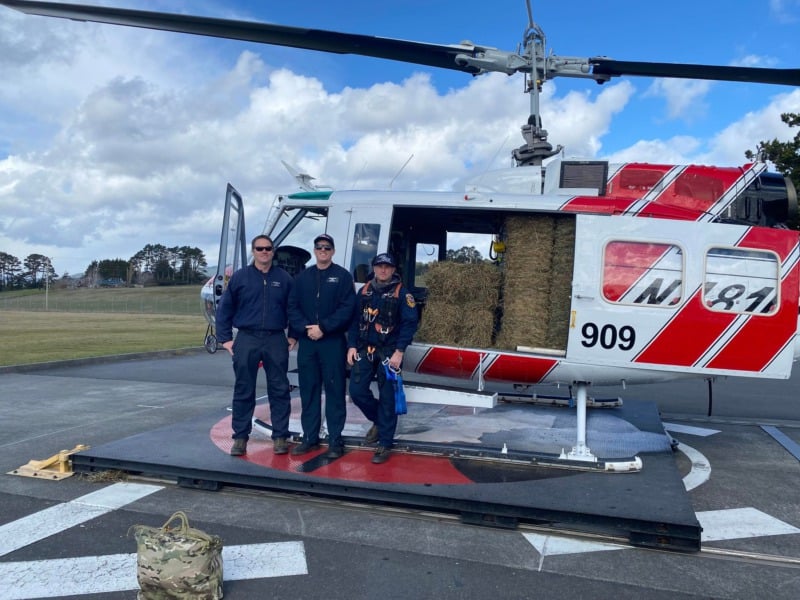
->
[703,89,800,165]
[644,79,712,122]
[0,5,797,277]
[769,0,800,23]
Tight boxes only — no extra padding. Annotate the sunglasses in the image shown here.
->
[315,245,333,251]
[253,246,273,252]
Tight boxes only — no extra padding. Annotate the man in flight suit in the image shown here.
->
[347,253,418,464]
[216,235,299,456]
[288,234,356,459]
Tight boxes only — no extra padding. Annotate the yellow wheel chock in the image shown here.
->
[8,444,90,480]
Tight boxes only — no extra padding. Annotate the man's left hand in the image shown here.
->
[305,324,323,341]
[388,349,404,371]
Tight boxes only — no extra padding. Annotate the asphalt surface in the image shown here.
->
[1,350,799,599]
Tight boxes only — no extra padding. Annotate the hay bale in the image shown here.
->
[545,217,575,347]
[414,214,576,353]
[495,214,554,349]
[424,261,501,307]
[416,300,495,348]
[494,214,575,351]
[503,215,554,274]
[416,262,501,347]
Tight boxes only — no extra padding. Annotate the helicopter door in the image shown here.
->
[569,214,798,378]
[336,205,391,284]
[212,184,247,313]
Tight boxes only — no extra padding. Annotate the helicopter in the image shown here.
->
[5,0,799,466]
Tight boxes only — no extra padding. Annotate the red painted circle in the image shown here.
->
[210,404,473,485]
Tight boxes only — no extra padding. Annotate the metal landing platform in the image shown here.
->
[72,397,701,551]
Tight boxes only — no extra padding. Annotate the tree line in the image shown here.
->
[0,243,208,291]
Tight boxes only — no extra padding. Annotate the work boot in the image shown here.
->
[230,438,247,456]
[364,424,379,444]
[371,446,390,464]
[325,445,344,459]
[273,438,289,455]
[291,441,321,456]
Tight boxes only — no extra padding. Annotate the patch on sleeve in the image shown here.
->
[405,293,416,308]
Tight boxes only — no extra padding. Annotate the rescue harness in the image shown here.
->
[358,279,402,349]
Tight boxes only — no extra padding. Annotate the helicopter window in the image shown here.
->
[267,206,328,271]
[704,247,778,315]
[350,223,381,283]
[413,243,440,288]
[602,241,683,307]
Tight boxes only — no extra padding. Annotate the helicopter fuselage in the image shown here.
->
[202,158,800,390]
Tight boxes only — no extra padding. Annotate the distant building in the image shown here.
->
[99,277,125,287]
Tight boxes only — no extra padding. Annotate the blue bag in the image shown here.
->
[383,363,407,415]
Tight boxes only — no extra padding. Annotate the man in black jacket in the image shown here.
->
[216,235,299,456]
[288,234,356,459]
[347,253,418,464]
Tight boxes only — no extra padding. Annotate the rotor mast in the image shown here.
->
[511,5,562,168]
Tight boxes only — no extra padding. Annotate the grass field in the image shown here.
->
[0,287,208,366]
[0,285,203,315]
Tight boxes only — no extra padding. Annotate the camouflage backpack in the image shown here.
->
[129,510,223,600]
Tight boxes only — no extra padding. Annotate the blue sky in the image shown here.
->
[1,0,799,276]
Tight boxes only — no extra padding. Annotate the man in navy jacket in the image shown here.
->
[216,235,299,456]
[347,253,418,464]
[288,234,356,459]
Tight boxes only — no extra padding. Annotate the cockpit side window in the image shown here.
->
[602,241,683,307]
[350,223,381,283]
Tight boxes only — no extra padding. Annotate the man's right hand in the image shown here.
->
[222,340,234,356]
[346,347,358,366]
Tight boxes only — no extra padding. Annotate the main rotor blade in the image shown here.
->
[0,0,480,73]
[4,1,800,86]
[590,58,800,87]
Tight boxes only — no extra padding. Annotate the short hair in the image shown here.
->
[251,234,273,249]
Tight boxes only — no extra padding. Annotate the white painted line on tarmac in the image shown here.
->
[663,423,720,437]
[225,540,307,578]
[697,507,800,542]
[0,553,137,599]
[761,425,800,461]
[0,541,308,600]
[676,441,711,492]
[524,507,800,557]
[523,533,627,558]
[0,482,162,557]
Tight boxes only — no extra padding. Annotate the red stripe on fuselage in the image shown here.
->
[415,348,558,384]
[561,196,638,215]
[705,284,796,371]
[738,226,798,262]
[606,164,672,199]
[634,289,737,366]
[705,230,800,371]
[642,165,745,216]
[484,354,558,384]
[416,347,482,378]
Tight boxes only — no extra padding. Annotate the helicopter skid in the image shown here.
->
[347,437,643,473]
[498,392,623,409]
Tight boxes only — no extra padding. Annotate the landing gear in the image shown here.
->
[562,382,596,462]
[559,381,643,472]
[204,325,218,354]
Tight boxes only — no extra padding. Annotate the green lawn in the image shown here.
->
[0,286,209,366]
[0,285,204,315]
